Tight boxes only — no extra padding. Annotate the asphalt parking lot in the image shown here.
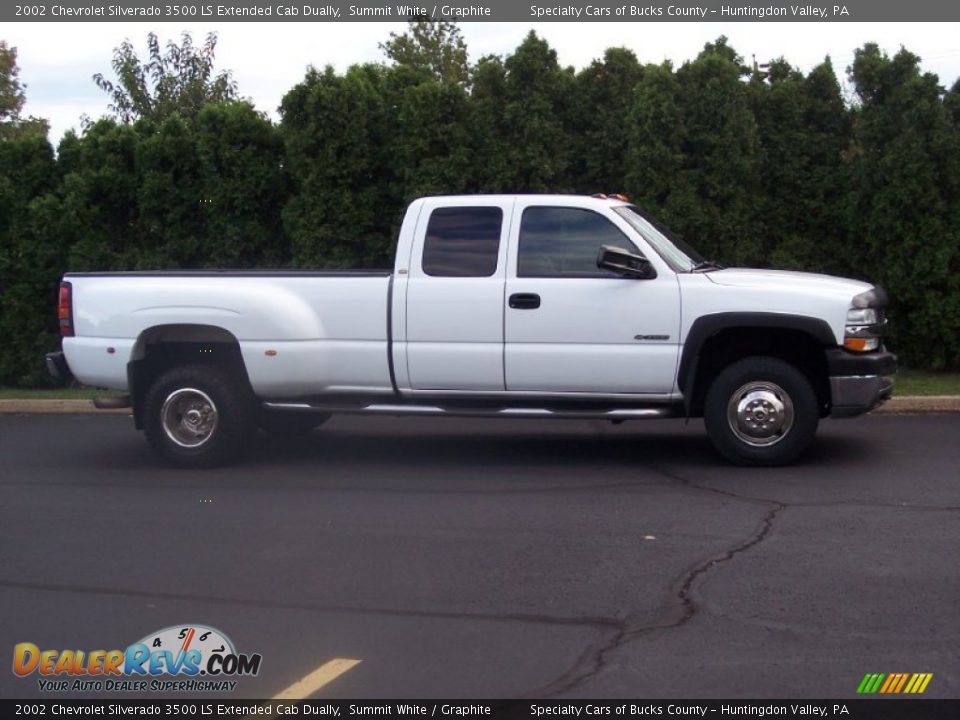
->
[0,412,957,699]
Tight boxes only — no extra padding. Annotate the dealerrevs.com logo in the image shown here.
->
[13,624,261,692]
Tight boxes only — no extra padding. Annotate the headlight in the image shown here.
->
[844,303,885,353]
[846,308,878,324]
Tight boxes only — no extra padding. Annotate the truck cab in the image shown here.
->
[395,195,682,396]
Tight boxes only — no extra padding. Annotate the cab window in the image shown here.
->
[422,207,503,277]
[518,207,637,278]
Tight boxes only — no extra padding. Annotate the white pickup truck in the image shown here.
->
[46,194,895,467]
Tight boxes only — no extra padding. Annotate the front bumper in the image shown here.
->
[45,351,74,383]
[826,348,896,418]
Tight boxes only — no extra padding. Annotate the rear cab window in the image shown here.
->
[422,206,504,277]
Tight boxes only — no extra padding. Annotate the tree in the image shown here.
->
[625,60,685,213]
[0,41,28,128]
[945,78,960,128]
[56,120,142,271]
[384,68,473,202]
[136,103,288,269]
[468,55,511,191]
[93,32,238,123]
[472,32,575,192]
[627,38,763,265]
[0,41,49,140]
[748,57,851,271]
[3,31,960,387]
[379,21,469,86]
[0,135,60,385]
[280,64,396,268]
[569,47,643,194]
[844,44,960,368]
[191,102,289,268]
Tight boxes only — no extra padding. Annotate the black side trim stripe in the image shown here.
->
[386,274,399,395]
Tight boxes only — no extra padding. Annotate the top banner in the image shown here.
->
[5,0,960,23]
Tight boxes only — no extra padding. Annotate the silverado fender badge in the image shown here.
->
[634,334,670,341]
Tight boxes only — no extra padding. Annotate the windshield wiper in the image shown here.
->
[691,260,724,273]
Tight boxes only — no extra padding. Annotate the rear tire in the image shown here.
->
[703,356,819,466]
[143,364,255,468]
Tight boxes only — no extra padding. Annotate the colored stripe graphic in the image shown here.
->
[905,673,934,693]
[857,673,885,693]
[857,672,933,694]
[893,673,909,693]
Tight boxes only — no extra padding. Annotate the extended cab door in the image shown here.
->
[504,200,681,395]
[401,197,513,391]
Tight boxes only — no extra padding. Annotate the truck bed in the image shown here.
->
[62,271,396,398]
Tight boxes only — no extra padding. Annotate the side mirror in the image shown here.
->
[596,245,657,279]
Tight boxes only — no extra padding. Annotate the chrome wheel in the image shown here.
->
[161,388,218,448]
[726,381,794,447]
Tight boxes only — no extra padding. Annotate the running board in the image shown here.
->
[263,401,676,420]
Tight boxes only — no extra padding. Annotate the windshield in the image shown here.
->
[613,206,704,272]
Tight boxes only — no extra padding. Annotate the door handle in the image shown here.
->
[509,293,541,310]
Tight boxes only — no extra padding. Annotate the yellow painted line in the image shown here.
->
[272,658,362,700]
[917,673,933,694]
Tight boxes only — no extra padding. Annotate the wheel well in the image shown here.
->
[128,325,252,429]
[685,327,830,418]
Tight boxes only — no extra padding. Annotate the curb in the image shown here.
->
[0,399,130,414]
[1,397,959,415]
[874,396,960,414]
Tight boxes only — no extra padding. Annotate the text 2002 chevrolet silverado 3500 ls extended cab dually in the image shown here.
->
[46,194,896,467]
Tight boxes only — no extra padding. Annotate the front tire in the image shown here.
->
[703,356,819,466]
[143,364,255,468]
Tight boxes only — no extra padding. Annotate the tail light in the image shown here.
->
[58,281,74,337]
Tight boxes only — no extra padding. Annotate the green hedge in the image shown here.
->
[1,36,958,385]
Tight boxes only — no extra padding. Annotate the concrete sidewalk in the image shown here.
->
[1,396,958,414]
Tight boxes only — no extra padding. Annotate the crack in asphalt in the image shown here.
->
[6,417,957,698]
[528,465,785,698]
[528,455,957,698]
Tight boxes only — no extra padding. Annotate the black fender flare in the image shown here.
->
[678,312,837,416]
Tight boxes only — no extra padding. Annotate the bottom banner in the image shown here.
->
[3,700,959,720]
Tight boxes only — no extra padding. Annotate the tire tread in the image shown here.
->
[143,364,254,468]
[703,355,819,466]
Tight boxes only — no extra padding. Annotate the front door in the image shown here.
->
[504,203,681,395]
